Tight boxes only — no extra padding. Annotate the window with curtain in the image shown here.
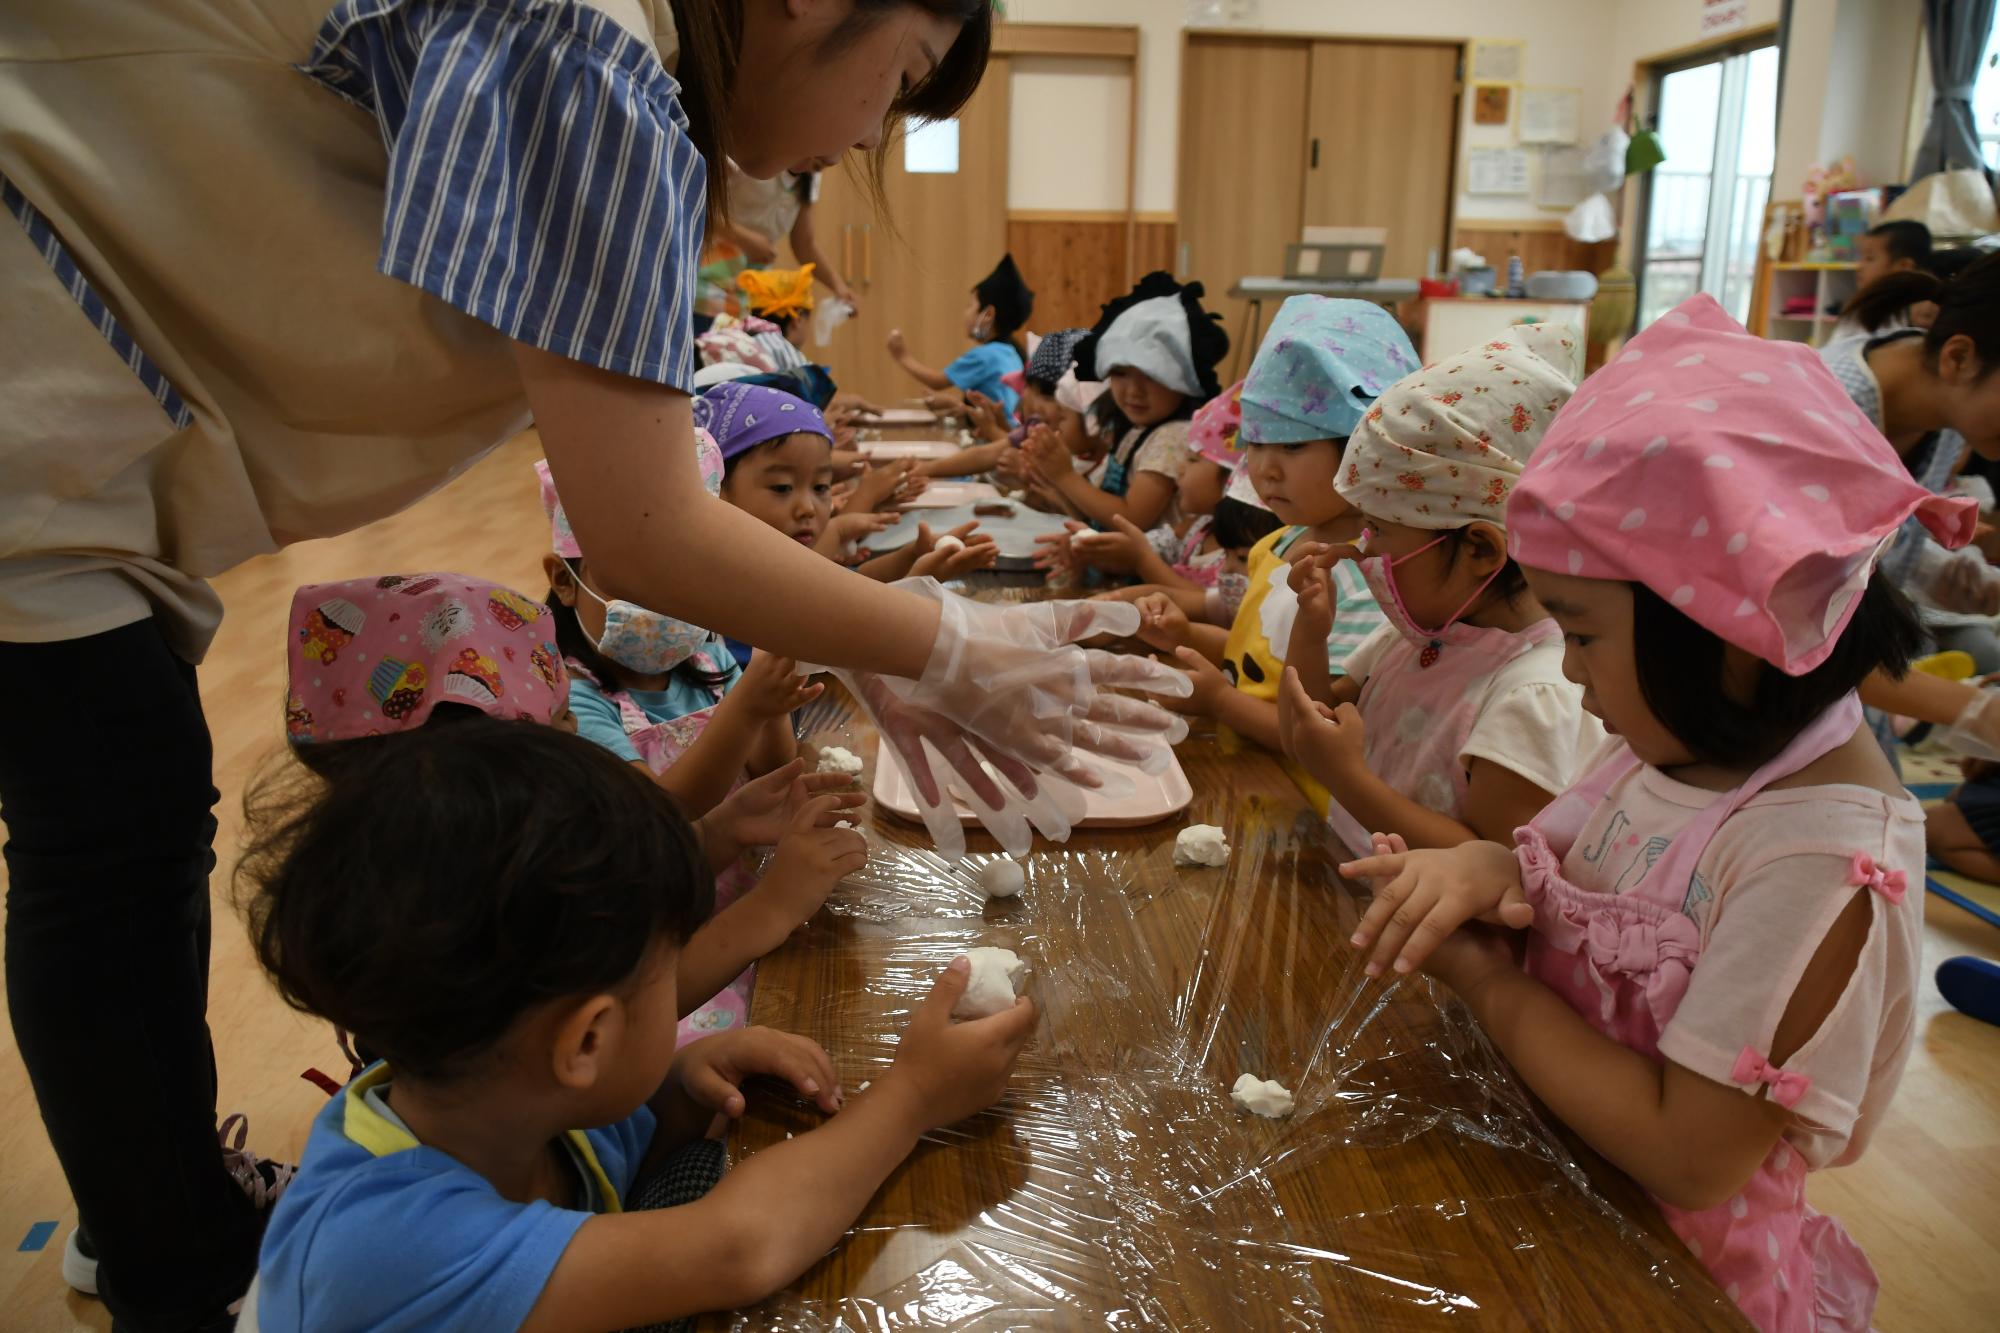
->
[1975,22,2000,168]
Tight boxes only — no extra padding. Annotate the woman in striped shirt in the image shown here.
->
[0,3,1186,1328]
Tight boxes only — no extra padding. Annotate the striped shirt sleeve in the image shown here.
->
[1326,559,1385,676]
[301,0,706,388]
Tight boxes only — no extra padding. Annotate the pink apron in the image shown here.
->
[583,667,759,1049]
[1515,695,1881,1331]
[1323,619,1561,858]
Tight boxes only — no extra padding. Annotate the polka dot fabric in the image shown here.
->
[1510,294,1976,676]
[284,573,568,745]
[1336,321,1582,531]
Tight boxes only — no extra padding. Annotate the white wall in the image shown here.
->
[1004,0,1625,221]
[1006,55,1133,212]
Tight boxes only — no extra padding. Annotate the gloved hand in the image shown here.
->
[1942,687,2000,762]
[1919,545,2000,616]
[828,579,1192,859]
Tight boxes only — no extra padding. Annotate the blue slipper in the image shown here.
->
[1936,956,2000,1027]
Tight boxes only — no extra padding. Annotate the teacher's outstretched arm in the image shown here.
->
[518,344,1192,859]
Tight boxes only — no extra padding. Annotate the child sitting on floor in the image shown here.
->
[1132,296,1408,753]
[1341,294,1951,1331]
[1275,324,1603,851]
[242,715,1034,1332]
[886,254,1033,422]
[285,571,863,1051]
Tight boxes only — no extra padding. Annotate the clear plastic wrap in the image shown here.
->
[727,706,1743,1329]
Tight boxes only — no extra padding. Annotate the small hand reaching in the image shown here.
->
[909,522,998,581]
[737,650,824,720]
[701,759,865,860]
[1337,834,1530,978]
[1133,592,1193,653]
[1069,514,1151,573]
[885,328,909,359]
[758,793,870,920]
[672,1025,841,1119]
[876,957,1037,1129]
[1277,665,1366,780]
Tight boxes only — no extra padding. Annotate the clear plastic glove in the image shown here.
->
[1913,542,2000,615]
[824,579,1192,859]
[1942,687,2000,762]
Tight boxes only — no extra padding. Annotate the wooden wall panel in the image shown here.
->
[1006,217,1178,335]
[1452,224,1616,280]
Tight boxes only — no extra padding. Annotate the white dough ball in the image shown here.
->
[1231,1073,1295,1118]
[816,745,864,776]
[951,947,1027,1020]
[979,858,1025,899]
[933,534,965,555]
[1173,823,1231,867]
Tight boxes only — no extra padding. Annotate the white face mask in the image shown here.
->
[571,567,710,674]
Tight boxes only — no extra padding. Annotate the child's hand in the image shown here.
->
[909,522,999,580]
[1338,836,1531,978]
[1032,520,1086,574]
[737,651,824,721]
[963,391,1008,442]
[815,509,896,559]
[923,388,966,414]
[1133,592,1192,652]
[1288,560,1335,664]
[1162,644,1227,717]
[1285,541,1339,593]
[994,445,1030,486]
[1020,424,1071,484]
[1070,514,1151,573]
[673,1026,841,1118]
[1421,923,1520,998]
[885,328,909,358]
[844,459,920,515]
[704,759,866,856]
[1277,665,1365,779]
[879,956,1037,1131]
[761,794,869,917]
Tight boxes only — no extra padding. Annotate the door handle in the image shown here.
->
[1177,241,1191,279]
[842,224,853,278]
[1311,138,1320,169]
[863,223,874,286]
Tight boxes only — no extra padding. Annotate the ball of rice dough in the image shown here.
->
[932,534,965,555]
[952,947,1027,1020]
[979,858,1025,898]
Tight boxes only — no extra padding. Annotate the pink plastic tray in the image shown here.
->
[903,481,1001,509]
[861,439,961,460]
[871,739,1193,829]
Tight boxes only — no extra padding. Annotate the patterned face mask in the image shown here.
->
[572,566,710,674]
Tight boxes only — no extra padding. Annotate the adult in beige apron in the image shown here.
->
[1,4,1193,1329]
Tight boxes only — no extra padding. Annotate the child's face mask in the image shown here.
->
[573,568,709,674]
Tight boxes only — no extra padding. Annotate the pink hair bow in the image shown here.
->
[1848,853,1908,905]
[1731,1046,1811,1109]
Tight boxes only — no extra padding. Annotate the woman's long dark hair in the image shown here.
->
[670,1,994,232]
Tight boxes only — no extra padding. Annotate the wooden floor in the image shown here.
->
[3,432,1998,1329]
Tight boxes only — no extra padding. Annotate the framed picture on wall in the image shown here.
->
[1472,83,1513,127]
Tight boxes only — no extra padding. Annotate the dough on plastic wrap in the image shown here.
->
[951,947,1026,1020]
[979,858,1025,898]
[1230,1074,1294,1118]
[816,745,864,776]
[1173,823,1230,866]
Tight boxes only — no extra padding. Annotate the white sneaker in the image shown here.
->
[61,1226,97,1297]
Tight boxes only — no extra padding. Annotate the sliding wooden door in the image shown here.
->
[1175,37,1309,381]
[1302,42,1461,284]
[806,55,1011,405]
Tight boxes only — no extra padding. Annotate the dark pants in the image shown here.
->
[0,619,259,1331]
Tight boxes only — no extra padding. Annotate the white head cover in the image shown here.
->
[1091,295,1203,397]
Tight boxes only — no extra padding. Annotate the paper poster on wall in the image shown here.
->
[1466,146,1531,196]
[1468,39,1525,84]
[1471,83,1513,128]
[1701,0,1749,36]
[1518,87,1582,145]
[1534,146,1591,209]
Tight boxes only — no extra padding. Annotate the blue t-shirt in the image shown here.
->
[568,652,740,764]
[944,341,1023,422]
[256,1065,654,1333]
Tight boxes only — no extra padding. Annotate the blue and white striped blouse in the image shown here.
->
[299,0,706,389]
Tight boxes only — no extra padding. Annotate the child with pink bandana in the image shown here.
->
[1277,324,1604,843]
[1341,295,1959,1331]
[283,572,866,1054]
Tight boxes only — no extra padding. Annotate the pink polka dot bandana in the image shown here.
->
[537,429,723,558]
[1510,294,1977,676]
[1337,321,1582,530]
[1188,378,1245,467]
[285,573,568,745]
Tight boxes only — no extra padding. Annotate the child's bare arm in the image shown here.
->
[917,441,1009,477]
[653,696,762,815]
[521,965,1036,1333]
[885,329,952,391]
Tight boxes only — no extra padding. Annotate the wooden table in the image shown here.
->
[710,641,1745,1328]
